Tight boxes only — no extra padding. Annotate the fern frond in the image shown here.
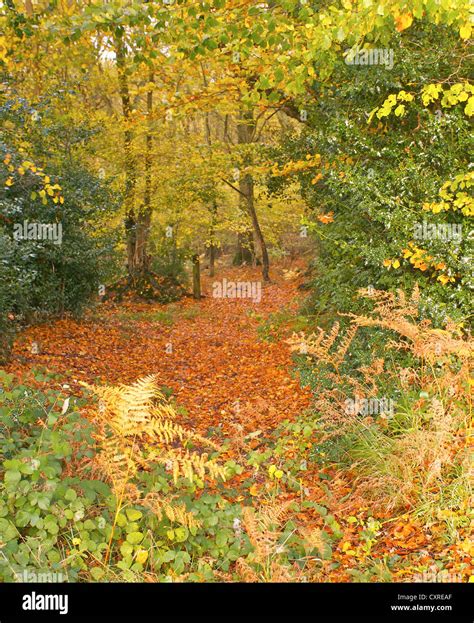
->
[321,322,340,351]
[83,375,225,530]
[141,493,201,530]
[334,324,358,366]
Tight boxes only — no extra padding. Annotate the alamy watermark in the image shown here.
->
[413,221,463,242]
[212,278,262,303]
[345,396,394,416]
[13,221,63,245]
[15,569,64,583]
[413,569,462,583]
[22,591,68,615]
[344,46,394,70]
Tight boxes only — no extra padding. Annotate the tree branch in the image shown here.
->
[221,177,247,198]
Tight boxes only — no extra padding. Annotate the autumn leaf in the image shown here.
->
[395,13,413,32]
[318,211,335,224]
[249,484,259,496]
[459,24,471,40]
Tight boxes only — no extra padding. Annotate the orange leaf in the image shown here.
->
[395,12,413,32]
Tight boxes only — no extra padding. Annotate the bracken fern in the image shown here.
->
[81,375,226,545]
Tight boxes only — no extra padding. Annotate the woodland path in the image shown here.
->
[8,261,313,439]
[7,262,453,582]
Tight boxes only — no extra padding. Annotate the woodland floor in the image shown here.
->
[8,260,312,438]
[6,260,469,582]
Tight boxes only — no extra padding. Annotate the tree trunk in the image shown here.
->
[126,209,152,279]
[234,107,270,281]
[208,200,218,277]
[209,244,216,278]
[233,231,254,266]
[115,35,152,286]
[144,71,153,217]
[244,173,270,282]
[200,79,219,279]
[233,108,256,266]
[192,254,201,299]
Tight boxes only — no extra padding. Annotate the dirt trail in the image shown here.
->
[8,261,313,437]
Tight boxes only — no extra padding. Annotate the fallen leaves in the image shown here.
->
[317,211,335,224]
[8,262,312,443]
[390,520,428,551]
[6,260,471,583]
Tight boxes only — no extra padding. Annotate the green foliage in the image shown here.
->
[0,371,253,582]
[147,233,189,303]
[0,370,96,581]
[254,308,311,343]
[276,26,472,325]
[0,99,120,361]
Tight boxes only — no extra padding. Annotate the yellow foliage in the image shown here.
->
[423,171,474,217]
[82,375,226,528]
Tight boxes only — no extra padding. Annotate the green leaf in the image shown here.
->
[4,470,21,486]
[120,541,134,557]
[90,567,105,580]
[15,510,31,528]
[216,530,228,548]
[314,504,328,516]
[162,550,175,562]
[126,531,144,545]
[116,558,131,570]
[45,519,59,535]
[47,549,61,563]
[274,68,284,83]
[0,518,17,541]
[64,488,77,502]
[3,459,21,471]
[174,527,189,542]
[321,541,333,560]
[125,508,142,521]
[37,495,50,511]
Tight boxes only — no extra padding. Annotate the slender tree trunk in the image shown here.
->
[144,71,153,215]
[209,240,216,278]
[115,36,152,283]
[234,107,270,281]
[132,70,154,277]
[200,75,219,278]
[209,200,217,277]
[244,174,270,282]
[233,109,256,266]
[192,255,201,299]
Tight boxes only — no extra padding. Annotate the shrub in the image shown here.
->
[274,27,472,325]
[0,372,252,582]
[0,97,120,362]
[286,288,471,533]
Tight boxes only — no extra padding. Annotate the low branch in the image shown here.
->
[221,177,247,198]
